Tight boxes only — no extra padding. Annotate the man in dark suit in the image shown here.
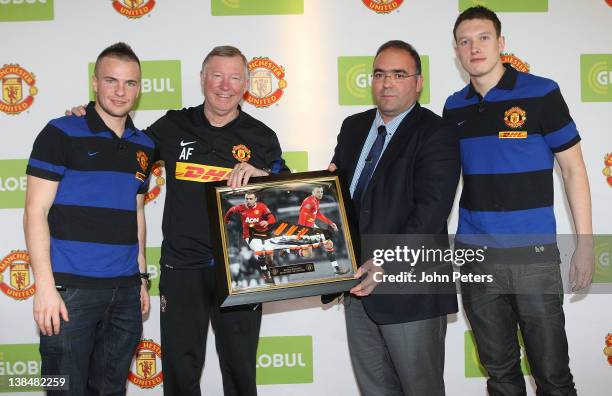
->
[329,40,460,396]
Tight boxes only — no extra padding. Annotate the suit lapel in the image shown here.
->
[345,109,377,182]
[369,103,422,185]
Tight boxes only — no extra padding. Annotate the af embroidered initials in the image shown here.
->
[179,140,196,160]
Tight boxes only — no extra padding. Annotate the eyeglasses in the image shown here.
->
[372,71,420,82]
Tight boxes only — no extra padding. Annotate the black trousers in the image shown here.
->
[159,266,262,396]
[461,262,576,396]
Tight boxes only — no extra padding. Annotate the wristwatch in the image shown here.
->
[139,272,150,289]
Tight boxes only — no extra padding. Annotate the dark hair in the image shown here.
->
[202,45,248,77]
[375,40,421,75]
[453,6,502,40]
[94,42,140,76]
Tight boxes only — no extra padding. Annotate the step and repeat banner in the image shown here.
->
[1,1,611,395]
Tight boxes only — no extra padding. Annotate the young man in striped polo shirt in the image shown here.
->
[444,6,593,396]
[24,42,153,395]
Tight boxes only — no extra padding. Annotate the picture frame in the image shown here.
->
[206,170,359,307]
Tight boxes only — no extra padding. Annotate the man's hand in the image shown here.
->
[140,282,150,316]
[259,220,269,228]
[569,236,594,291]
[330,222,338,231]
[33,285,68,336]
[227,162,268,188]
[350,258,383,297]
[65,105,87,117]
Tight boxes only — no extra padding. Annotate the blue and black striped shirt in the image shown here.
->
[444,65,580,251]
[26,102,155,287]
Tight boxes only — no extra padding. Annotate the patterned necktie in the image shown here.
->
[353,125,387,211]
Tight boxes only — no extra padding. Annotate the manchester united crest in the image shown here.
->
[136,150,149,172]
[232,144,252,162]
[604,334,612,366]
[243,57,287,108]
[501,53,530,73]
[145,160,165,204]
[603,153,612,187]
[0,64,38,115]
[362,0,404,13]
[128,339,163,388]
[112,0,156,19]
[504,107,527,129]
[0,250,35,300]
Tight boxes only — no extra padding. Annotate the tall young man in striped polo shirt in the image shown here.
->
[444,6,593,396]
[24,43,153,395]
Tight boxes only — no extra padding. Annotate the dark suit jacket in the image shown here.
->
[332,103,460,324]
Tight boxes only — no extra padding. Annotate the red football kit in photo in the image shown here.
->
[225,202,276,239]
[299,195,333,227]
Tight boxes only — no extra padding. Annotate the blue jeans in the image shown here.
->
[40,286,142,396]
[461,262,576,396]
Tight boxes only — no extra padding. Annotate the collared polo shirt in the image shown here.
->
[26,101,155,287]
[443,65,580,248]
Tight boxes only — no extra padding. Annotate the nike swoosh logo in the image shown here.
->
[457,120,466,126]
[88,151,99,156]
[180,140,197,147]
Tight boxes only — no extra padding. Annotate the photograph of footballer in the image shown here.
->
[207,172,359,306]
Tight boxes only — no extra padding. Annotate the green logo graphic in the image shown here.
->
[145,247,161,296]
[465,330,530,377]
[0,344,41,393]
[338,56,374,106]
[338,56,430,106]
[211,0,303,15]
[256,336,312,385]
[0,160,27,209]
[0,0,53,22]
[282,151,308,173]
[593,235,612,283]
[459,0,547,12]
[89,60,182,111]
[581,54,612,102]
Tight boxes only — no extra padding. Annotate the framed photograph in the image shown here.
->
[206,171,359,307]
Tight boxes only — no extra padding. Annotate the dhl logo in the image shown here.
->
[175,162,232,183]
[499,131,528,139]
